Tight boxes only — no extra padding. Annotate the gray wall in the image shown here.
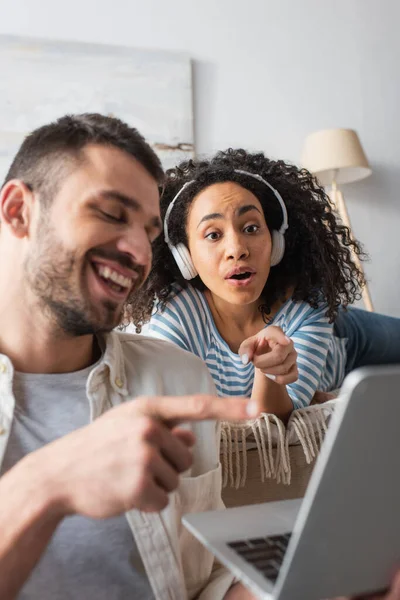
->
[1,0,399,315]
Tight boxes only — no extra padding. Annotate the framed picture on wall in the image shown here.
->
[0,35,194,181]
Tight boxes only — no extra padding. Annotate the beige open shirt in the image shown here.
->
[0,331,235,600]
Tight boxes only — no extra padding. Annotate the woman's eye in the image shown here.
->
[205,231,220,241]
[244,224,259,234]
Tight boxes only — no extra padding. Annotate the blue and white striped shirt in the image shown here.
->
[147,285,347,409]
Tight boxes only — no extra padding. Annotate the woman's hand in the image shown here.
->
[311,390,338,404]
[239,326,298,385]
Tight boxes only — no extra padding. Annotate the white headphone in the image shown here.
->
[163,169,289,280]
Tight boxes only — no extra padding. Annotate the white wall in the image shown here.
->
[1,0,399,315]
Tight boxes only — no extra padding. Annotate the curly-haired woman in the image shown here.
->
[130,149,400,420]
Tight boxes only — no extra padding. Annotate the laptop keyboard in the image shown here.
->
[227,533,292,583]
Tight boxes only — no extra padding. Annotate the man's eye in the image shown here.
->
[205,231,220,241]
[100,210,126,224]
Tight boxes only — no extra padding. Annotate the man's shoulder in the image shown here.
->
[117,330,209,370]
[113,331,216,397]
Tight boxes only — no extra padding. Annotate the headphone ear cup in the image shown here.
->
[270,230,285,266]
[171,243,198,280]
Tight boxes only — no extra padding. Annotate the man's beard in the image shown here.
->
[25,227,127,337]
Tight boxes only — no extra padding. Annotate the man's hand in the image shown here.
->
[0,393,257,600]
[224,582,258,599]
[227,569,400,600]
[31,394,257,519]
[239,326,298,385]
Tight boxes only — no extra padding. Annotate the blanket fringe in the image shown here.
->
[220,402,336,488]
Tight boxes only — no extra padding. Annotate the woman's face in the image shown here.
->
[186,181,272,306]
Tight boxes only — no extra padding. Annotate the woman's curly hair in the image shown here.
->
[129,148,366,330]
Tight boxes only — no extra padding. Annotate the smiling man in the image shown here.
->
[0,114,258,600]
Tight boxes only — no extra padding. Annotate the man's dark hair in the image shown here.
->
[2,113,164,202]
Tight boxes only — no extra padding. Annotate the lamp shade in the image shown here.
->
[301,128,372,185]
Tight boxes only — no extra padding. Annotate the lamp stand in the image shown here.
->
[330,177,374,312]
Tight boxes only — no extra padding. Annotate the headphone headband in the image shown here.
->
[233,169,288,234]
[163,180,194,245]
[164,169,288,246]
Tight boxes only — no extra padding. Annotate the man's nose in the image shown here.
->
[116,230,152,270]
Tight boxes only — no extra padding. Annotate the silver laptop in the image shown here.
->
[183,366,400,600]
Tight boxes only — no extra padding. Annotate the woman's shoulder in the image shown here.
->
[151,284,212,339]
[149,284,212,357]
[157,284,208,319]
[273,297,330,329]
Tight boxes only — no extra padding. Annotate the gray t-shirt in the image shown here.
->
[0,365,154,600]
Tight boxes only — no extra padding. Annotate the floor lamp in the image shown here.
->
[301,128,374,312]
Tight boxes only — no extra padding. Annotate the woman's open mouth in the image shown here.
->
[225,271,256,287]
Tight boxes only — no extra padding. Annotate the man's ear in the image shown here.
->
[0,180,34,238]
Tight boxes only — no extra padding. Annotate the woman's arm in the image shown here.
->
[240,303,334,413]
[285,304,334,408]
[239,326,297,421]
[252,368,294,421]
